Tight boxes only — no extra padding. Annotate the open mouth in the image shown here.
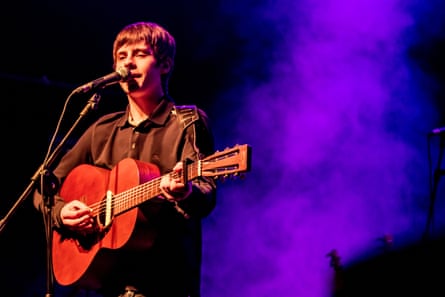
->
[127,78,140,91]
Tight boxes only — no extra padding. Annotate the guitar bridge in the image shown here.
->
[95,190,114,230]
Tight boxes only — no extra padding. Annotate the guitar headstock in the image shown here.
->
[200,144,251,179]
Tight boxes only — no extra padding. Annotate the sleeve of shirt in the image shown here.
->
[32,123,95,229]
[176,107,217,218]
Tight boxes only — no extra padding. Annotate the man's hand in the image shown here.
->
[60,200,94,233]
[160,162,192,202]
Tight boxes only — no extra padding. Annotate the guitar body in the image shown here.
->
[51,144,251,289]
[52,158,160,289]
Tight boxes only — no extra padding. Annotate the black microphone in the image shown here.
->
[429,126,445,136]
[73,66,130,94]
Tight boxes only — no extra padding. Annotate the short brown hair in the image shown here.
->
[113,22,176,93]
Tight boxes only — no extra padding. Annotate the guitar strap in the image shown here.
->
[173,104,199,129]
[168,105,200,219]
[149,105,199,166]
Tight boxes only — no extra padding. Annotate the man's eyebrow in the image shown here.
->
[117,47,152,55]
[134,48,152,53]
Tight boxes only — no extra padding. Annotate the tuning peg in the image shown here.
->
[217,175,229,182]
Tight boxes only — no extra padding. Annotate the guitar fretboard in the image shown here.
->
[106,161,200,216]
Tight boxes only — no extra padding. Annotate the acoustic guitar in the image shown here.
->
[52,144,251,288]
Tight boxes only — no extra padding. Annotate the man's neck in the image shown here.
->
[128,94,164,124]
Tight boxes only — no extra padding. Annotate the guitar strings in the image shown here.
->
[87,175,164,217]
[87,167,196,219]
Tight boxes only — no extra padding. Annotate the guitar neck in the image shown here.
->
[109,144,250,216]
[112,162,199,216]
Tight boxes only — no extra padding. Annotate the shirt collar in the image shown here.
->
[118,96,175,128]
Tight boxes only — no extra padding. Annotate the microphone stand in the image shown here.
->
[0,91,102,297]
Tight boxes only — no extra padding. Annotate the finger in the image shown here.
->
[172,162,183,171]
[161,188,175,201]
[64,213,91,225]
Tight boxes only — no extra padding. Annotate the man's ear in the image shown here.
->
[160,58,173,74]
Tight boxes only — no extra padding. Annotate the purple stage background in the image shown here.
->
[202,1,445,296]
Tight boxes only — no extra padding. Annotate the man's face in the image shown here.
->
[115,41,165,95]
